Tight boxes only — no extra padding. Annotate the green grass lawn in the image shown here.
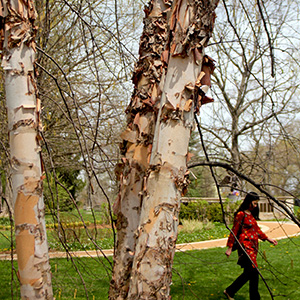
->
[0,237,299,299]
[0,220,229,252]
[0,231,13,252]
[171,237,300,299]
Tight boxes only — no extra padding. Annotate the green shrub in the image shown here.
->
[180,199,241,223]
[206,203,223,222]
[179,200,209,221]
[44,173,74,213]
[0,217,12,226]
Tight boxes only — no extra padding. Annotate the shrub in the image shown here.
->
[179,200,209,221]
[180,199,241,223]
[206,203,223,223]
[0,217,12,226]
[44,173,74,213]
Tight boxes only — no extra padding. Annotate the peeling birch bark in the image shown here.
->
[127,0,219,299]
[1,1,53,299]
[109,1,172,299]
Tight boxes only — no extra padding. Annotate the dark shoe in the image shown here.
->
[224,290,234,300]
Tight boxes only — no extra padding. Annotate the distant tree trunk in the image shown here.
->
[1,1,53,299]
[111,0,218,299]
[232,114,241,170]
[0,173,2,213]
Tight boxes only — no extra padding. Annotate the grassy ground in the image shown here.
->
[0,237,299,299]
[171,236,300,299]
[0,219,229,252]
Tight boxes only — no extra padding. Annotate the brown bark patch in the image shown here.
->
[14,192,39,225]
[16,229,35,272]
[120,128,137,144]
[12,118,35,130]
[133,145,151,168]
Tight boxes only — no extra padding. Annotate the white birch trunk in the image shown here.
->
[1,1,53,298]
[127,0,219,298]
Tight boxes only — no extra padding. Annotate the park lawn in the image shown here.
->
[0,221,229,252]
[44,209,110,225]
[171,236,300,300]
[0,230,13,252]
[0,237,299,299]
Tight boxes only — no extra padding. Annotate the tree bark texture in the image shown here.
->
[1,1,53,299]
[111,0,218,299]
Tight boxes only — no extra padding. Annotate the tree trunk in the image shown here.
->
[1,1,53,298]
[231,114,241,170]
[0,173,2,213]
[127,1,218,298]
[109,1,171,298]
[109,0,218,299]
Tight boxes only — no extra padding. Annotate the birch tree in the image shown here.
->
[110,0,219,298]
[34,0,143,211]
[1,1,53,298]
[109,1,172,297]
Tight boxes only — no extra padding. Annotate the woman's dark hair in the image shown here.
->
[235,192,260,220]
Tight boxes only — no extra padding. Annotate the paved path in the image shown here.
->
[176,221,300,252]
[0,222,299,260]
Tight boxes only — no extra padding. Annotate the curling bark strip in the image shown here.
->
[1,0,53,298]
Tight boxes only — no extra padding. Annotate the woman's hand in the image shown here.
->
[267,238,278,246]
[225,247,232,257]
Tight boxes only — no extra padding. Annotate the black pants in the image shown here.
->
[226,258,260,300]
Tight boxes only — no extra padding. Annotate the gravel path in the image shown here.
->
[0,221,299,260]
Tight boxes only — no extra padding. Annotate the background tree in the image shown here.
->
[244,122,300,198]
[32,0,146,214]
[196,0,300,193]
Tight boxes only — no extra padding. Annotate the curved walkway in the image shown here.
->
[0,222,299,260]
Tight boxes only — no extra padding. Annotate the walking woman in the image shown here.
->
[224,192,278,300]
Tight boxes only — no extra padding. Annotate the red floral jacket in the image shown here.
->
[227,211,268,267]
